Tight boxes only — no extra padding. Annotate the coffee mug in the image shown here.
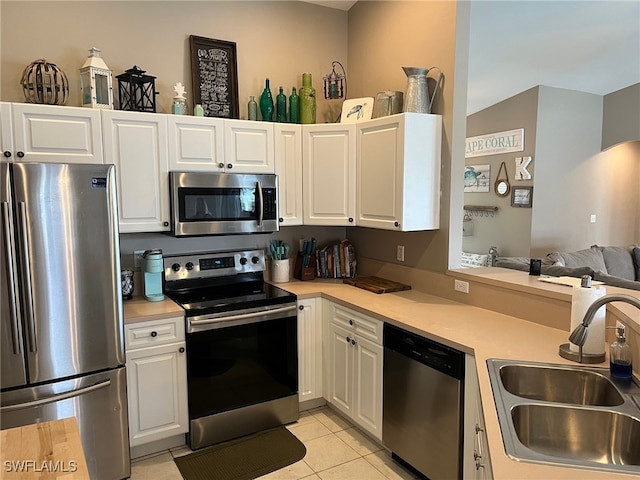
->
[529,258,542,276]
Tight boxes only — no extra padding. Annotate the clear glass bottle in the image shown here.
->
[248,96,258,121]
[299,73,316,124]
[610,325,632,380]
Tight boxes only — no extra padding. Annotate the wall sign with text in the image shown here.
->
[465,128,524,158]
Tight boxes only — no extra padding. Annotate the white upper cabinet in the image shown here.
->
[274,124,303,226]
[356,113,442,231]
[102,110,170,232]
[302,123,356,226]
[223,119,275,173]
[7,103,103,164]
[167,116,224,172]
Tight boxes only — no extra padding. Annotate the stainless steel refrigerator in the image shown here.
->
[1,162,130,479]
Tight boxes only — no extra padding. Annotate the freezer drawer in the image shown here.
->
[1,367,130,480]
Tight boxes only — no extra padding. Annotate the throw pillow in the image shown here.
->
[633,247,640,281]
[596,245,635,281]
[553,246,608,273]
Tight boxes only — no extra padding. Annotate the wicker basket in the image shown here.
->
[21,58,69,105]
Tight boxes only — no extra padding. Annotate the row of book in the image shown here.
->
[316,240,357,279]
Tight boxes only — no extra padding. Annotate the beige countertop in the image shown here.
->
[123,277,640,480]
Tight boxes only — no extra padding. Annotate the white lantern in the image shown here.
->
[80,47,113,109]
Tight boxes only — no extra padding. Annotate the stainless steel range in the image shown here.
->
[163,249,298,450]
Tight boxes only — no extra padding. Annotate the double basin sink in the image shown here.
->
[487,359,640,474]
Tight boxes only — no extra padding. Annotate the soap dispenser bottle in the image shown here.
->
[610,325,632,380]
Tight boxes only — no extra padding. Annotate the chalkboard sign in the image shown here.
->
[190,35,239,119]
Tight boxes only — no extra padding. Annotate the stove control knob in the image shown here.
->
[239,257,248,265]
[171,263,181,272]
[185,262,194,271]
[251,256,260,264]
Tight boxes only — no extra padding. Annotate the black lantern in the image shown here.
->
[116,65,158,112]
[323,61,347,100]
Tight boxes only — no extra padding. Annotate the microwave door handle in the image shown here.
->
[256,181,264,226]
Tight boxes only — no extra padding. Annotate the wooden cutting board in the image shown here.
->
[343,276,411,294]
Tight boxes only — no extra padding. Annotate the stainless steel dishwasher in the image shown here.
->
[383,323,465,480]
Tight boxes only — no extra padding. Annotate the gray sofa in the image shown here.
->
[495,245,640,291]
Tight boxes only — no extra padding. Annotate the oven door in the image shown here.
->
[170,172,279,236]
[186,303,298,420]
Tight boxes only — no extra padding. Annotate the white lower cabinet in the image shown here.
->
[323,300,383,440]
[125,316,188,449]
[297,298,323,402]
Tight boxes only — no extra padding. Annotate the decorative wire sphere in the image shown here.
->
[21,58,69,105]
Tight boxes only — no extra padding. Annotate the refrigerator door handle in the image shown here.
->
[17,201,37,353]
[0,379,111,412]
[2,201,21,355]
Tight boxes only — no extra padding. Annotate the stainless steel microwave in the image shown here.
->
[169,172,279,236]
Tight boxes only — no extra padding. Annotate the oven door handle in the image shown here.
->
[188,304,297,332]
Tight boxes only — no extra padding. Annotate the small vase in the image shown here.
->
[289,87,300,124]
[276,87,287,122]
[299,73,316,124]
[248,96,258,121]
[259,79,274,122]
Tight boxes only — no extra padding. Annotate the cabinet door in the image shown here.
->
[223,119,274,173]
[326,322,354,417]
[102,110,169,232]
[12,103,103,164]
[274,124,303,226]
[167,116,224,172]
[126,342,188,447]
[302,124,356,226]
[297,298,322,402]
[353,336,383,440]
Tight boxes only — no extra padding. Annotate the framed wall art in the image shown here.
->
[511,186,533,207]
[190,35,239,119]
[463,164,490,193]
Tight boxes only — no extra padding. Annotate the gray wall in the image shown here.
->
[602,83,640,150]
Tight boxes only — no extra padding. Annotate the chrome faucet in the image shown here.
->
[568,294,640,363]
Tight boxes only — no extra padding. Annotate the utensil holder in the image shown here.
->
[294,253,316,281]
[271,259,290,283]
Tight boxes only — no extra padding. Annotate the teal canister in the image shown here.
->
[289,87,300,123]
[259,78,274,121]
[276,87,287,122]
[299,73,316,124]
[142,249,164,302]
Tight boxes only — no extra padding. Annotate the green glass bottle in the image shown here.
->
[259,78,274,122]
[276,87,287,122]
[299,73,316,124]
[289,87,300,124]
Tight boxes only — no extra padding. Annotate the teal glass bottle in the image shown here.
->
[259,78,274,121]
[276,87,287,122]
[299,73,316,124]
[289,87,300,124]
[248,96,258,121]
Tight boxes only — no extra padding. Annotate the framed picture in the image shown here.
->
[340,97,374,123]
[511,186,533,207]
[190,35,239,119]
[463,164,490,193]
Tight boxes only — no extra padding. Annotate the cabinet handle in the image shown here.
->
[279,217,284,223]
[298,305,304,310]
[163,221,169,227]
[394,221,399,227]
[474,452,484,470]
[349,319,354,326]
[179,347,185,353]
[150,331,158,337]
[346,336,351,343]
[348,217,354,223]
[218,162,224,168]
[351,339,356,346]
[475,424,484,434]
[3,151,11,158]
[227,163,233,169]
[17,151,25,158]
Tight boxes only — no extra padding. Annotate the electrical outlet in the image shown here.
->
[454,279,469,294]
[396,245,405,262]
[133,250,145,268]
[590,214,597,224]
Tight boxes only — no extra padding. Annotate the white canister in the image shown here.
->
[272,259,290,283]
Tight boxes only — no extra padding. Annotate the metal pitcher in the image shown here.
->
[402,66,444,114]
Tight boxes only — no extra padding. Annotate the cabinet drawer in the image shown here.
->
[331,304,382,344]
[125,316,185,350]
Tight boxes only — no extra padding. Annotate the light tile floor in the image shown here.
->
[130,406,418,480]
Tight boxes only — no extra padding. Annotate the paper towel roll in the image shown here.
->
[569,284,606,354]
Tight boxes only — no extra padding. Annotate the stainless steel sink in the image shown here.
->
[499,363,624,406]
[487,359,640,474]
